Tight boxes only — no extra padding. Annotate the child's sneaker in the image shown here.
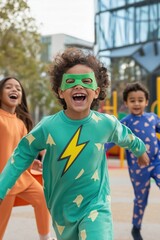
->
[131,226,143,240]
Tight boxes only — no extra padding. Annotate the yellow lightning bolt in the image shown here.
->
[59,126,88,176]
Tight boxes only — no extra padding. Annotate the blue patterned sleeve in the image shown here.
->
[108,116,146,158]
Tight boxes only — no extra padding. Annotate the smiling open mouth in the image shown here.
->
[72,94,86,101]
[9,94,18,99]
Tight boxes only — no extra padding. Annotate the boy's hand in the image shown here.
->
[137,152,150,167]
[31,159,43,172]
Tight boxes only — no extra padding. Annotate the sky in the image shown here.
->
[27,0,95,42]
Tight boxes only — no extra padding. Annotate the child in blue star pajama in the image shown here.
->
[105,82,160,240]
[0,48,149,240]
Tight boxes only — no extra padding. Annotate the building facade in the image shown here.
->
[41,33,93,63]
[94,0,160,110]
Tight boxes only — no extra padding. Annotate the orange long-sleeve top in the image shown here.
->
[0,108,34,195]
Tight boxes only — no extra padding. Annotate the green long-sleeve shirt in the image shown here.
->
[0,110,146,240]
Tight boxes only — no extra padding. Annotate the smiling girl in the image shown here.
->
[0,77,53,240]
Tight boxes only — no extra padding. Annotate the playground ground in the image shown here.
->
[3,159,160,240]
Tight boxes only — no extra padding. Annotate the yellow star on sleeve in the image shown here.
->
[95,143,103,151]
[46,134,55,146]
[10,157,15,164]
[26,134,35,145]
[106,194,111,202]
[6,188,11,194]
[73,194,83,207]
[88,210,99,222]
[55,222,65,235]
[91,113,102,123]
[128,134,135,141]
[80,230,87,240]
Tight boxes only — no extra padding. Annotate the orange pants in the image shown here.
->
[0,179,51,239]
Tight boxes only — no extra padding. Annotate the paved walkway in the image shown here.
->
[3,159,160,240]
[108,159,160,240]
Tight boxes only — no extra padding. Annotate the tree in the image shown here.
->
[0,0,60,120]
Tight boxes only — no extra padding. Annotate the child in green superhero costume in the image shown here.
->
[0,48,149,240]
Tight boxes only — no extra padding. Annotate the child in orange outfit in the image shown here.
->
[0,77,54,240]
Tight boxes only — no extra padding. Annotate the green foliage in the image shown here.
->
[0,0,39,75]
[0,0,60,119]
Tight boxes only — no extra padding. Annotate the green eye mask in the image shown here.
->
[60,72,98,91]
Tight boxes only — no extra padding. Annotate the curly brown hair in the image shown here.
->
[48,47,109,109]
[123,82,150,102]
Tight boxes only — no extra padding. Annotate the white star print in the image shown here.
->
[73,195,83,207]
[26,134,35,145]
[88,210,98,222]
[46,134,55,145]
[92,113,102,123]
